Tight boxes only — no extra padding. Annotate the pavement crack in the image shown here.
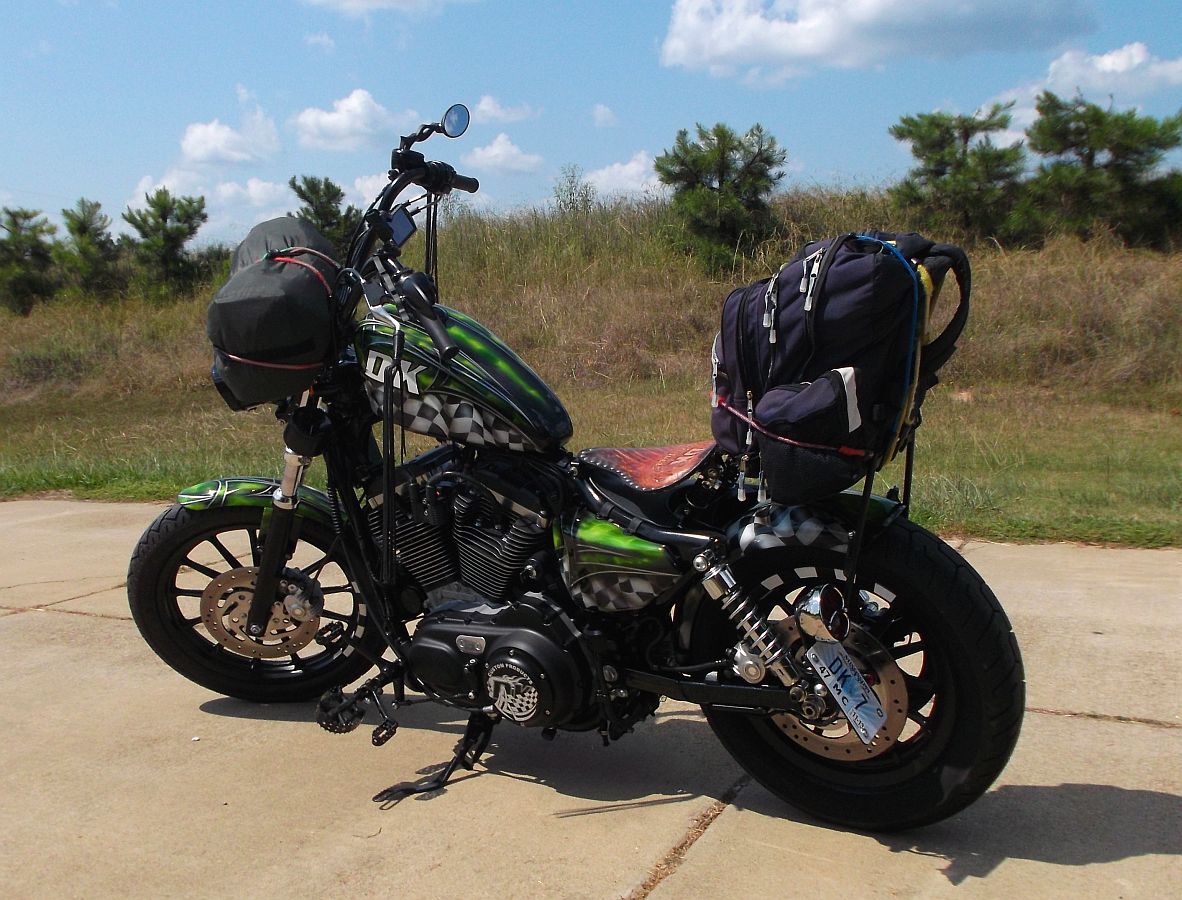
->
[0,579,127,605]
[626,774,751,899]
[0,581,127,614]
[1027,706,1179,730]
[37,607,133,622]
[0,604,132,622]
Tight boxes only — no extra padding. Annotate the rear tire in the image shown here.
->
[128,504,384,702]
[692,518,1024,830]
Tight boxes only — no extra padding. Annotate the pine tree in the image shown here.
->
[56,198,122,296]
[122,188,208,286]
[1025,91,1182,244]
[889,103,1025,240]
[654,123,787,271]
[288,175,361,260]
[0,207,57,314]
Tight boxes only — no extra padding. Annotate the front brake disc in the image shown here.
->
[200,567,320,659]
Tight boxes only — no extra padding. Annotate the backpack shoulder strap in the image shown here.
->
[919,243,971,378]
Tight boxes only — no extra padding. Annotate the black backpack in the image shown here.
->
[710,232,971,504]
[207,217,340,409]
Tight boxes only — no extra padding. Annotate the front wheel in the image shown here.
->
[128,504,385,702]
[691,518,1024,830]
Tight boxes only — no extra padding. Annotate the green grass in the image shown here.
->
[1,197,1180,546]
[2,376,1177,547]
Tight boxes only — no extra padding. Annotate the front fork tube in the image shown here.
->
[697,557,804,687]
[245,449,312,638]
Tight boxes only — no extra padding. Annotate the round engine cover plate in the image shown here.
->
[485,656,546,724]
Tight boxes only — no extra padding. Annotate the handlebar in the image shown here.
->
[391,270,460,364]
[383,154,479,204]
[348,154,477,364]
[418,312,460,364]
[450,172,480,194]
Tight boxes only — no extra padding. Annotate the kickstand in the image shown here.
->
[373,712,499,803]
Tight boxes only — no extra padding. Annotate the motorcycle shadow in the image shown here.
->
[739,781,1182,884]
[471,707,744,811]
[199,697,744,810]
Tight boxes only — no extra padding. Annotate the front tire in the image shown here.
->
[692,518,1024,830]
[128,504,384,702]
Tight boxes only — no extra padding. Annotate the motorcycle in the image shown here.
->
[127,104,1024,830]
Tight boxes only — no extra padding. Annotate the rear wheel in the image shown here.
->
[691,518,1024,830]
[128,504,384,702]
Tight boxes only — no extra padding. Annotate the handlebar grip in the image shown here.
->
[420,313,460,364]
[451,173,480,194]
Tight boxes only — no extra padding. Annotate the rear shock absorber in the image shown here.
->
[694,551,801,687]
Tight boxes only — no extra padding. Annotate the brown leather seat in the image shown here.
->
[578,441,717,491]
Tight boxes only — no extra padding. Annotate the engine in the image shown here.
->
[369,458,593,727]
[367,455,556,606]
[406,592,593,728]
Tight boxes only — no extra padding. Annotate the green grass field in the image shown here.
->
[1,201,1179,546]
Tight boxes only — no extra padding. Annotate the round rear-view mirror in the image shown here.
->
[441,104,470,138]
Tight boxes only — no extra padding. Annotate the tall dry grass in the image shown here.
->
[951,235,1182,396]
[2,196,1179,406]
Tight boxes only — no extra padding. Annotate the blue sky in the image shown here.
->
[2,0,1180,243]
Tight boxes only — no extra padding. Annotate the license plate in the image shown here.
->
[805,640,886,745]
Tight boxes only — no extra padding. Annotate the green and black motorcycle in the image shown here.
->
[127,104,1023,830]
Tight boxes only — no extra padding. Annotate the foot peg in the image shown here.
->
[372,719,399,747]
[316,687,367,734]
[314,621,346,648]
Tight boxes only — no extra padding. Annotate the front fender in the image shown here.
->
[177,477,334,526]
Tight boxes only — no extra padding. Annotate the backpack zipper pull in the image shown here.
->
[737,391,756,500]
[765,263,790,344]
[801,247,825,312]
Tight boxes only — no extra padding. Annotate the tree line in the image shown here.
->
[0,176,358,315]
[655,90,1182,270]
[3,89,1180,314]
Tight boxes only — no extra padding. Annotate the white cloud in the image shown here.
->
[300,0,467,15]
[1046,43,1182,97]
[305,32,337,52]
[214,178,291,209]
[472,95,535,124]
[593,103,618,128]
[661,0,1096,81]
[462,133,543,174]
[293,89,417,151]
[585,151,663,196]
[180,108,279,165]
[352,173,391,206]
[988,42,1182,145]
[129,167,206,205]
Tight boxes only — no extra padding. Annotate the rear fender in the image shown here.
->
[725,494,902,558]
[177,477,334,527]
[675,494,903,653]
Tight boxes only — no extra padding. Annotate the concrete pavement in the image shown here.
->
[0,500,1178,898]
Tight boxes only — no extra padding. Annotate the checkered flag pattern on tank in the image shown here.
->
[374,388,536,451]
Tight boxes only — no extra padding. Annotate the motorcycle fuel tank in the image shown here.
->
[356,305,573,452]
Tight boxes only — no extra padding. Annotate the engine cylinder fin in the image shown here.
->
[368,505,458,591]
